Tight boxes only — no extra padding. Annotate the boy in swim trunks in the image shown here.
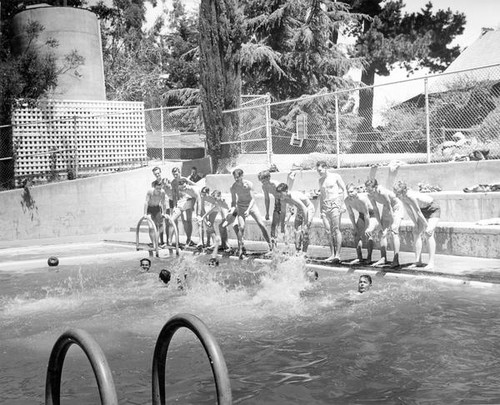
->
[152,166,174,245]
[344,183,378,264]
[365,178,404,268]
[170,167,198,247]
[393,180,441,270]
[316,161,346,263]
[276,182,315,254]
[200,189,230,265]
[230,168,272,259]
[258,170,296,246]
[170,178,201,247]
[143,180,167,248]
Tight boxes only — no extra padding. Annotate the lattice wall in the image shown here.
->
[12,100,147,182]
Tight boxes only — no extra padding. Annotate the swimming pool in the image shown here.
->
[2,249,500,404]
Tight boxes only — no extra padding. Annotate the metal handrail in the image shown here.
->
[45,328,118,405]
[151,313,232,405]
[163,214,179,256]
[136,216,159,257]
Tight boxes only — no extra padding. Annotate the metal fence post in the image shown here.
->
[424,78,431,163]
[265,93,273,167]
[73,116,79,178]
[160,107,164,166]
[335,94,340,168]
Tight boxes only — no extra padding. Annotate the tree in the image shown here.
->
[344,0,466,152]
[240,0,365,101]
[198,0,244,172]
[0,16,80,188]
[90,0,171,107]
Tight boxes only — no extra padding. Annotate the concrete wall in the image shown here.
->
[206,160,500,222]
[1,158,498,258]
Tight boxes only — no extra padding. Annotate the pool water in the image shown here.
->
[1,252,500,404]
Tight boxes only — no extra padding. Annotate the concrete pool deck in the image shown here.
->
[1,231,499,286]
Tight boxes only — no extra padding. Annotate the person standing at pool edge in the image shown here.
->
[344,183,378,264]
[365,178,404,268]
[316,161,346,263]
[143,180,167,248]
[151,166,174,245]
[393,180,440,270]
[230,168,272,258]
[275,182,315,254]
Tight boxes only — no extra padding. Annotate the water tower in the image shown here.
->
[11,2,106,100]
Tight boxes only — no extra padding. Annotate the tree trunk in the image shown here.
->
[198,0,242,173]
[350,65,376,153]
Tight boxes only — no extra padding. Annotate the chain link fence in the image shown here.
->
[2,64,499,189]
[268,63,500,168]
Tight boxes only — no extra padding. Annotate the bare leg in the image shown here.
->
[373,229,388,266]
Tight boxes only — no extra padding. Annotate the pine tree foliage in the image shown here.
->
[198,0,244,172]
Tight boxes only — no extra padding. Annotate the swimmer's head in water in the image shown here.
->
[159,269,171,284]
[306,269,318,281]
[140,258,151,271]
[201,186,210,196]
[47,256,59,267]
[358,274,372,293]
[208,258,219,267]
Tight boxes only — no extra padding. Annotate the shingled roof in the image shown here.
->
[428,29,500,94]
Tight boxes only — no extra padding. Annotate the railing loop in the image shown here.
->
[136,216,159,257]
[151,313,232,405]
[45,328,118,405]
[163,214,179,256]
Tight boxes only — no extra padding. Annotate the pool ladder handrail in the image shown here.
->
[152,313,232,405]
[162,213,180,256]
[136,216,159,257]
[44,314,232,404]
[45,328,118,405]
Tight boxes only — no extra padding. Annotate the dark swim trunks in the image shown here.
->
[420,201,441,219]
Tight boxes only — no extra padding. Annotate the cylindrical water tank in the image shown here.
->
[11,5,106,100]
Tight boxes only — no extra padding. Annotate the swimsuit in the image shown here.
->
[420,201,441,219]
[320,196,345,217]
[294,204,315,227]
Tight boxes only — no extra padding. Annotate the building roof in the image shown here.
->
[428,29,500,94]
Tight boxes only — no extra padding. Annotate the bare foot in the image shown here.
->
[322,256,341,264]
[423,264,434,271]
[371,258,387,267]
[349,258,361,265]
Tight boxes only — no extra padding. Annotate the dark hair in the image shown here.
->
[159,269,171,284]
[258,170,271,181]
[232,168,244,177]
[191,166,197,170]
[172,167,180,174]
[201,186,210,194]
[140,258,151,266]
[178,178,187,185]
[152,180,163,187]
[359,274,372,285]
[365,179,378,188]
[276,182,288,193]
[316,161,328,168]
[152,167,161,173]
[346,182,356,190]
[211,189,222,198]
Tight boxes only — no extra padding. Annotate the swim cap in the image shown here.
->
[48,256,59,267]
